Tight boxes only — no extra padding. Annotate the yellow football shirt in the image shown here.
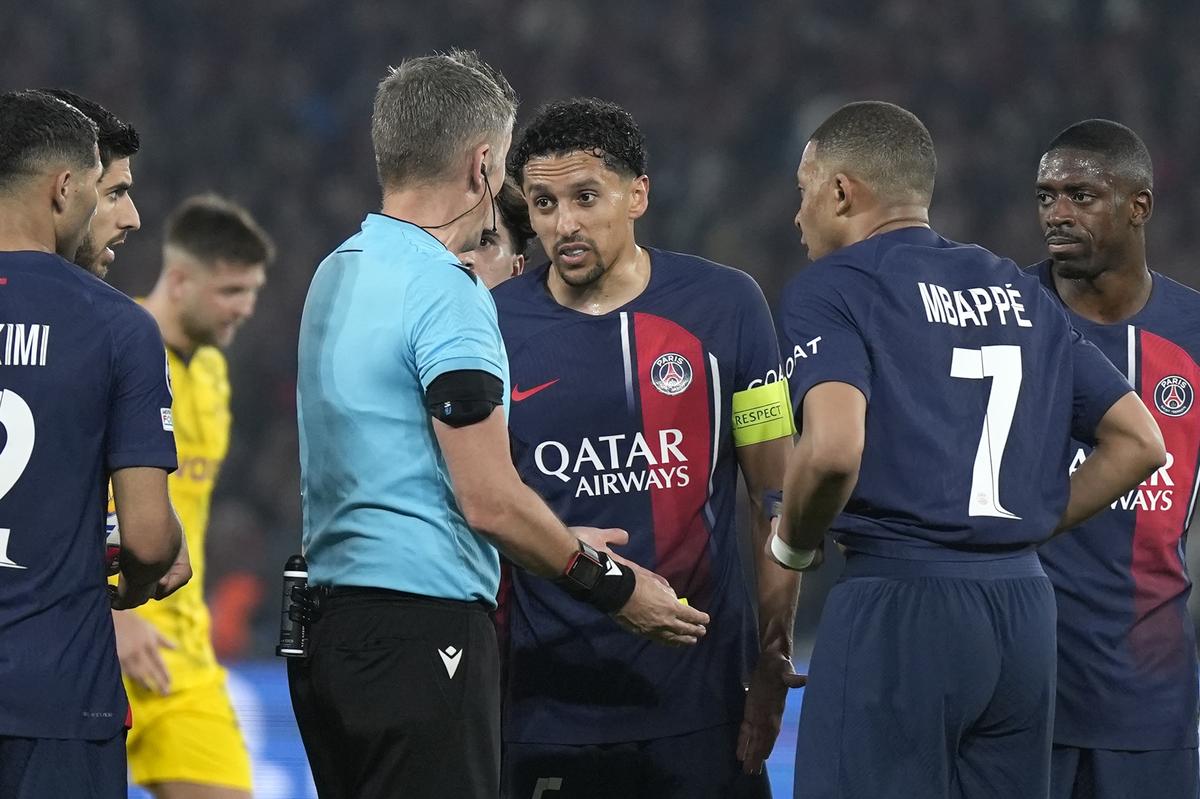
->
[133,344,230,691]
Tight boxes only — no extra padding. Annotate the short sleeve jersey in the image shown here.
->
[779,227,1131,558]
[1035,263,1200,750]
[493,250,790,744]
[297,215,509,604]
[0,251,176,739]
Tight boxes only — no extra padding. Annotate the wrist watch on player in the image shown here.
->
[560,540,606,591]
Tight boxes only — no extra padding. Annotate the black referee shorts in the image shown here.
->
[288,587,501,799]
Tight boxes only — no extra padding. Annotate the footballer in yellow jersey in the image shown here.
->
[111,195,272,799]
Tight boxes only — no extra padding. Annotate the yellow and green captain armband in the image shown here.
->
[731,380,796,447]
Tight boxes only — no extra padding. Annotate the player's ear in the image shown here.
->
[832,173,854,217]
[628,175,650,220]
[512,253,525,277]
[50,170,72,214]
[1130,188,1153,228]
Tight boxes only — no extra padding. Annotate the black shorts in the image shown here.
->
[503,722,772,799]
[0,732,126,799]
[288,587,501,799]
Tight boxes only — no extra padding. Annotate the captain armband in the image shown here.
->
[731,380,796,447]
[425,370,504,428]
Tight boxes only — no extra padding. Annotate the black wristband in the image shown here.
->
[554,542,637,614]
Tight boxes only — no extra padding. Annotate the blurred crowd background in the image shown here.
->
[6,0,1199,659]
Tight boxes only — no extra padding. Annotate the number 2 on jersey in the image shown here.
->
[950,345,1023,520]
[0,388,35,569]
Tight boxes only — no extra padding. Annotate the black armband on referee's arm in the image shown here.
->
[425,369,504,428]
[553,540,636,614]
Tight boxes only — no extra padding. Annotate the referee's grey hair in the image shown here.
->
[371,49,516,190]
[809,101,937,206]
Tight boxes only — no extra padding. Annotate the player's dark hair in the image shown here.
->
[1044,119,1153,191]
[508,97,647,184]
[165,194,275,267]
[809,101,936,205]
[37,89,139,170]
[0,90,98,192]
[496,177,534,254]
[372,50,516,189]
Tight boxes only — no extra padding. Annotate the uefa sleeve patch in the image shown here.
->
[731,380,795,446]
[161,408,174,431]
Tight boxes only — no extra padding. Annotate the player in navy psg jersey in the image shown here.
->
[772,101,1167,799]
[494,98,802,798]
[1033,120,1200,799]
[0,91,183,798]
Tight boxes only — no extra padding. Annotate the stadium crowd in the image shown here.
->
[6,0,1198,658]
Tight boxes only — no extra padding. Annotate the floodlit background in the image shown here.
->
[6,1,1198,795]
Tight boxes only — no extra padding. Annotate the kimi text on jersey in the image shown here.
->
[0,324,49,367]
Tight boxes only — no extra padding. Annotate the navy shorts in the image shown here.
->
[1052,745,1200,799]
[503,721,772,799]
[0,733,126,799]
[794,551,1057,799]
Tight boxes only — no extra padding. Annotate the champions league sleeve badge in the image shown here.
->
[1154,375,1194,417]
[650,353,694,396]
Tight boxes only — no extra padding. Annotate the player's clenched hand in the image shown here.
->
[110,574,159,611]
[112,608,177,696]
[154,531,192,600]
[737,650,807,774]
[613,560,709,646]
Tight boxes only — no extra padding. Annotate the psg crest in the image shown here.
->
[1154,375,1193,417]
[650,353,693,396]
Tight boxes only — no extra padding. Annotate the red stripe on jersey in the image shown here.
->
[632,312,714,604]
[1131,329,1200,654]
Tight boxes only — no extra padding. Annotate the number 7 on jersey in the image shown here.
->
[951,345,1023,520]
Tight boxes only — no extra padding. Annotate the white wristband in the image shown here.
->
[770,533,818,571]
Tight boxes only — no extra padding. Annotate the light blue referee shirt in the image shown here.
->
[297,213,509,605]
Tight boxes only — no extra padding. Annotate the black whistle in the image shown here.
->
[276,554,309,658]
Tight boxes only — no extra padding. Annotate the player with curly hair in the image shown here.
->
[495,97,801,798]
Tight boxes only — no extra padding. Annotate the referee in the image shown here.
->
[290,51,709,799]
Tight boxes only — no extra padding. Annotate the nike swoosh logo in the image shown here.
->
[511,379,559,402]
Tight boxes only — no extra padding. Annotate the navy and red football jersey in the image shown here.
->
[0,252,176,739]
[779,227,1132,559]
[493,249,785,745]
[1034,262,1200,750]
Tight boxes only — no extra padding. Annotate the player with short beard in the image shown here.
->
[0,89,183,799]
[1033,119,1200,799]
[37,89,141,279]
[112,195,272,799]
[496,97,801,799]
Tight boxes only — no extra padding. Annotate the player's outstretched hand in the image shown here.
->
[112,608,177,695]
[569,526,629,555]
[154,531,193,600]
[613,560,709,647]
[570,526,671,588]
[737,650,807,774]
